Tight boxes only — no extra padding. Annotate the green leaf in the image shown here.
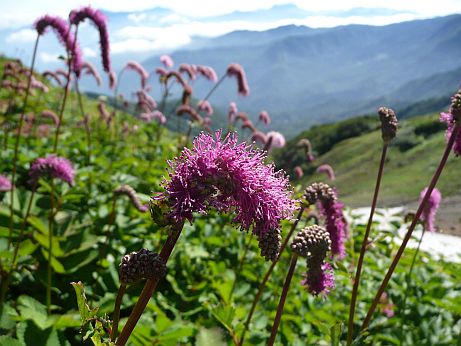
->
[0,336,24,346]
[330,321,343,346]
[209,305,235,334]
[17,295,53,330]
[71,281,99,324]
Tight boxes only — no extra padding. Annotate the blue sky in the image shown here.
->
[1,0,460,68]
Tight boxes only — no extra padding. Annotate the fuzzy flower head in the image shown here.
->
[29,155,75,186]
[419,187,442,232]
[156,131,296,237]
[0,175,13,192]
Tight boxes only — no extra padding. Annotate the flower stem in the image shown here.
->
[8,36,39,248]
[111,284,126,342]
[228,234,254,302]
[239,206,305,346]
[361,122,460,332]
[268,254,298,346]
[116,221,185,345]
[52,25,77,153]
[201,74,226,103]
[347,144,388,345]
[400,228,426,328]
[47,179,55,315]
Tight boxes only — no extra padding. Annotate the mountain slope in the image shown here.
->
[142,15,461,137]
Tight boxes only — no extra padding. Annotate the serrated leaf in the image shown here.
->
[330,321,343,346]
[195,327,227,346]
[71,281,99,324]
[0,336,24,346]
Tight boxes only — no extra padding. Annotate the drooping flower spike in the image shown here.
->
[418,187,442,232]
[69,6,111,75]
[0,175,13,192]
[114,185,149,212]
[124,61,149,89]
[316,164,335,180]
[226,63,250,96]
[34,15,82,76]
[160,54,174,68]
[81,61,102,86]
[266,131,286,149]
[440,89,461,156]
[259,110,271,126]
[156,131,296,238]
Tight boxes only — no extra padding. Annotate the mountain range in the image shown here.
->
[137,14,461,137]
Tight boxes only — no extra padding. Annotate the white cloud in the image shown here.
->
[40,52,60,63]
[83,47,98,58]
[6,29,37,43]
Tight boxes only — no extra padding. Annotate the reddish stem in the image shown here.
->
[268,254,298,346]
[347,144,388,345]
[116,222,184,345]
[361,122,460,332]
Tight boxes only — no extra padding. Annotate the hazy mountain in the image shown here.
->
[141,14,461,137]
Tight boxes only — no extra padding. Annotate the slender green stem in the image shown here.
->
[52,25,77,153]
[116,221,185,345]
[268,254,298,346]
[361,122,460,332]
[400,228,426,326]
[47,180,55,315]
[239,206,305,346]
[8,36,40,248]
[111,284,126,342]
[201,74,226,103]
[347,144,388,345]
[0,187,37,305]
[228,234,254,301]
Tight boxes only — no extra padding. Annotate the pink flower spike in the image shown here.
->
[160,54,174,68]
[440,111,461,156]
[419,187,442,232]
[317,164,335,180]
[124,61,149,89]
[69,6,111,74]
[226,63,250,96]
[258,110,271,126]
[197,65,218,82]
[266,131,286,149]
[294,166,304,179]
[81,61,102,86]
[0,175,13,192]
[198,100,213,116]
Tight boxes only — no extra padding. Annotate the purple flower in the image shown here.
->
[0,175,13,192]
[419,187,442,232]
[140,111,166,124]
[41,110,59,126]
[29,155,75,186]
[226,63,249,96]
[69,6,111,74]
[34,15,82,77]
[440,112,461,156]
[156,131,296,236]
[302,262,335,296]
[316,164,335,180]
[179,64,196,80]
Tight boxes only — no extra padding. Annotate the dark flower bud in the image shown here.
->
[450,89,461,121]
[378,107,398,144]
[119,249,166,285]
[257,228,282,261]
[303,182,336,206]
[291,225,331,261]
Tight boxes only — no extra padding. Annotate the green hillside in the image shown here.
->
[275,111,461,207]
